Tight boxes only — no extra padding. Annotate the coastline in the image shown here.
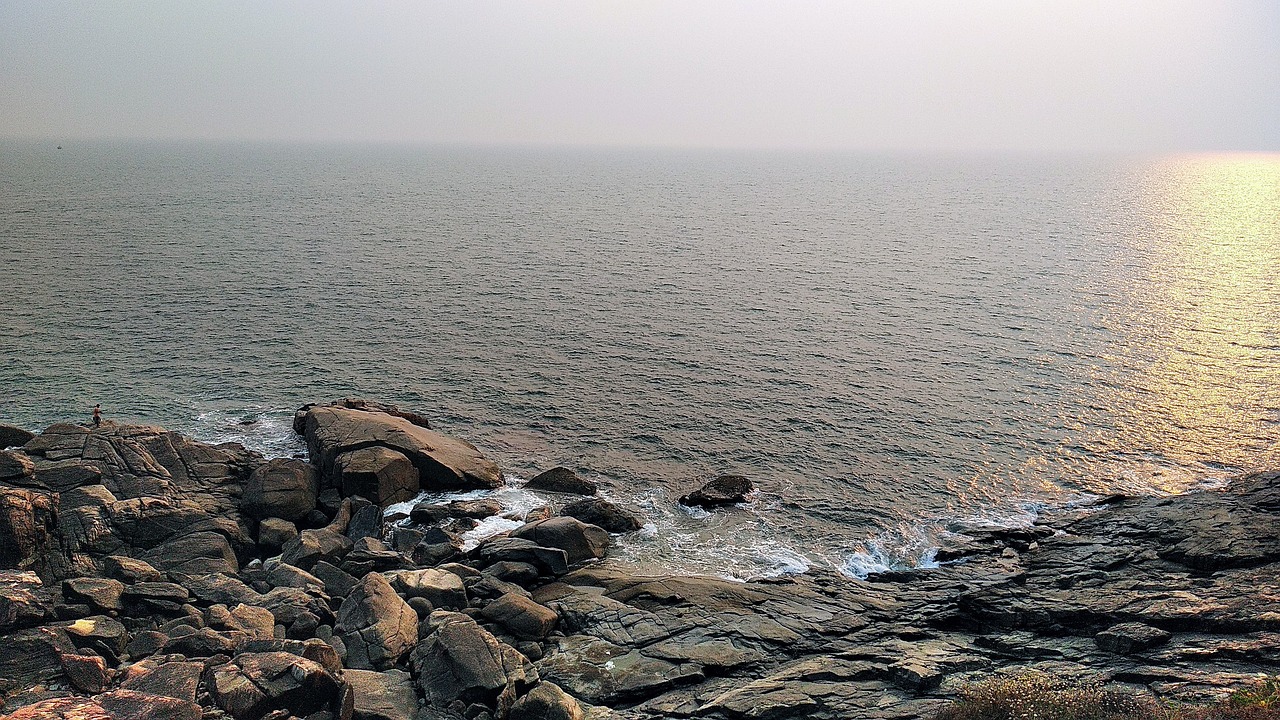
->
[2,400,1278,720]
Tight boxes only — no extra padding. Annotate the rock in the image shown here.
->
[525,468,597,496]
[5,691,202,720]
[508,681,585,720]
[120,660,203,701]
[163,626,244,657]
[411,498,504,524]
[389,568,469,610]
[303,405,502,491]
[413,541,462,568]
[204,650,345,720]
[63,577,125,613]
[0,625,75,695]
[1095,622,1173,654]
[102,555,162,583]
[61,652,111,693]
[535,634,702,705]
[346,668,418,720]
[481,593,559,640]
[0,570,52,631]
[32,459,104,492]
[347,503,386,541]
[121,581,190,615]
[256,517,298,552]
[0,486,58,573]
[509,517,609,565]
[678,474,752,509]
[294,398,433,435]
[476,537,569,577]
[0,449,35,480]
[125,629,168,659]
[65,615,129,659]
[560,498,642,533]
[544,589,669,647]
[410,610,537,710]
[281,527,354,571]
[141,530,240,576]
[313,559,360,598]
[485,561,540,586]
[0,424,36,449]
[336,447,420,507]
[336,572,419,670]
[241,458,319,521]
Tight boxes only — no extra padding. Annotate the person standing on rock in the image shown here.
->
[92,404,101,428]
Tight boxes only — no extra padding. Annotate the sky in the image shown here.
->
[1,1,1277,152]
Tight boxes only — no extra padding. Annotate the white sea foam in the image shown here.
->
[187,408,306,458]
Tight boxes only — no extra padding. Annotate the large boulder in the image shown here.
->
[508,681,586,720]
[0,424,36,449]
[481,592,559,639]
[241,458,318,521]
[411,610,537,710]
[204,651,347,720]
[336,572,419,670]
[524,467,597,496]
[0,570,52,631]
[560,497,642,533]
[510,517,609,565]
[281,528,354,571]
[302,405,502,491]
[335,446,419,507]
[293,398,432,435]
[388,568,468,610]
[678,474,753,509]
[0,450,35,482]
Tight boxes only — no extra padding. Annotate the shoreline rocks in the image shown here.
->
[1,403,1278,720]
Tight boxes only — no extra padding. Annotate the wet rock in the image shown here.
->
[481,593,559,640]
[347,503,386,541]
[204,650,345,720]
[410,610,537,710]
[303,404,502,491]
[241,458,319,521]
[509,517,609,565]
[313,559,360,598]
[411,498,504,524]
[476,537,569,577]
[0,424,36,449]
[336,446,420,507]
[346,668,418,720]
[559,497,642,533]
[678,474,752,509]
[336,572,419,670]
[536,634,702,705]
[524,467,597,496]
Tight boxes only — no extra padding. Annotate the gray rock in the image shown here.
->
[481,593,559,640]
[241,458,319,521]
[525,467,597,496]
[336,446,420,507]
[509,517,609,565]
[536,634,702,705]
[410,610,537,710]
[508,681,585,720]
[678,474,752,509]
[0,450,35,481]
[0,424,36,450]
[476,537,569,576]
[256,517,298,552]
[389,568,469,610]
[336,572,419,670]
[203,650,345,720]
[1095,622,1173,654]
[281,527,354,571]
[560,497,642,533]
[303,405,501,491]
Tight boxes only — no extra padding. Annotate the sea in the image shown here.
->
[2,140,1278,580]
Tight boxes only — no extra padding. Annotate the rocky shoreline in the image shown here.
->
[1,399,1277,720]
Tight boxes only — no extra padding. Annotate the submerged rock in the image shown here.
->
[678,474,753,509]
[525,467,597,496]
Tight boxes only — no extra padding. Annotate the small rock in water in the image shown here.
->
[525,467,597,495]
[679,474,753,509]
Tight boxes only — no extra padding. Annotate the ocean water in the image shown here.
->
[2,140,1278,579]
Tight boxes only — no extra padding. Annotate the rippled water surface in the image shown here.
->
[2,141,1278,577]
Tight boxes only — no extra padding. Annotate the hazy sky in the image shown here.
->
[2,1,1276,152]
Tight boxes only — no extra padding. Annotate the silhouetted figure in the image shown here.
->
[92,404,101,428]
